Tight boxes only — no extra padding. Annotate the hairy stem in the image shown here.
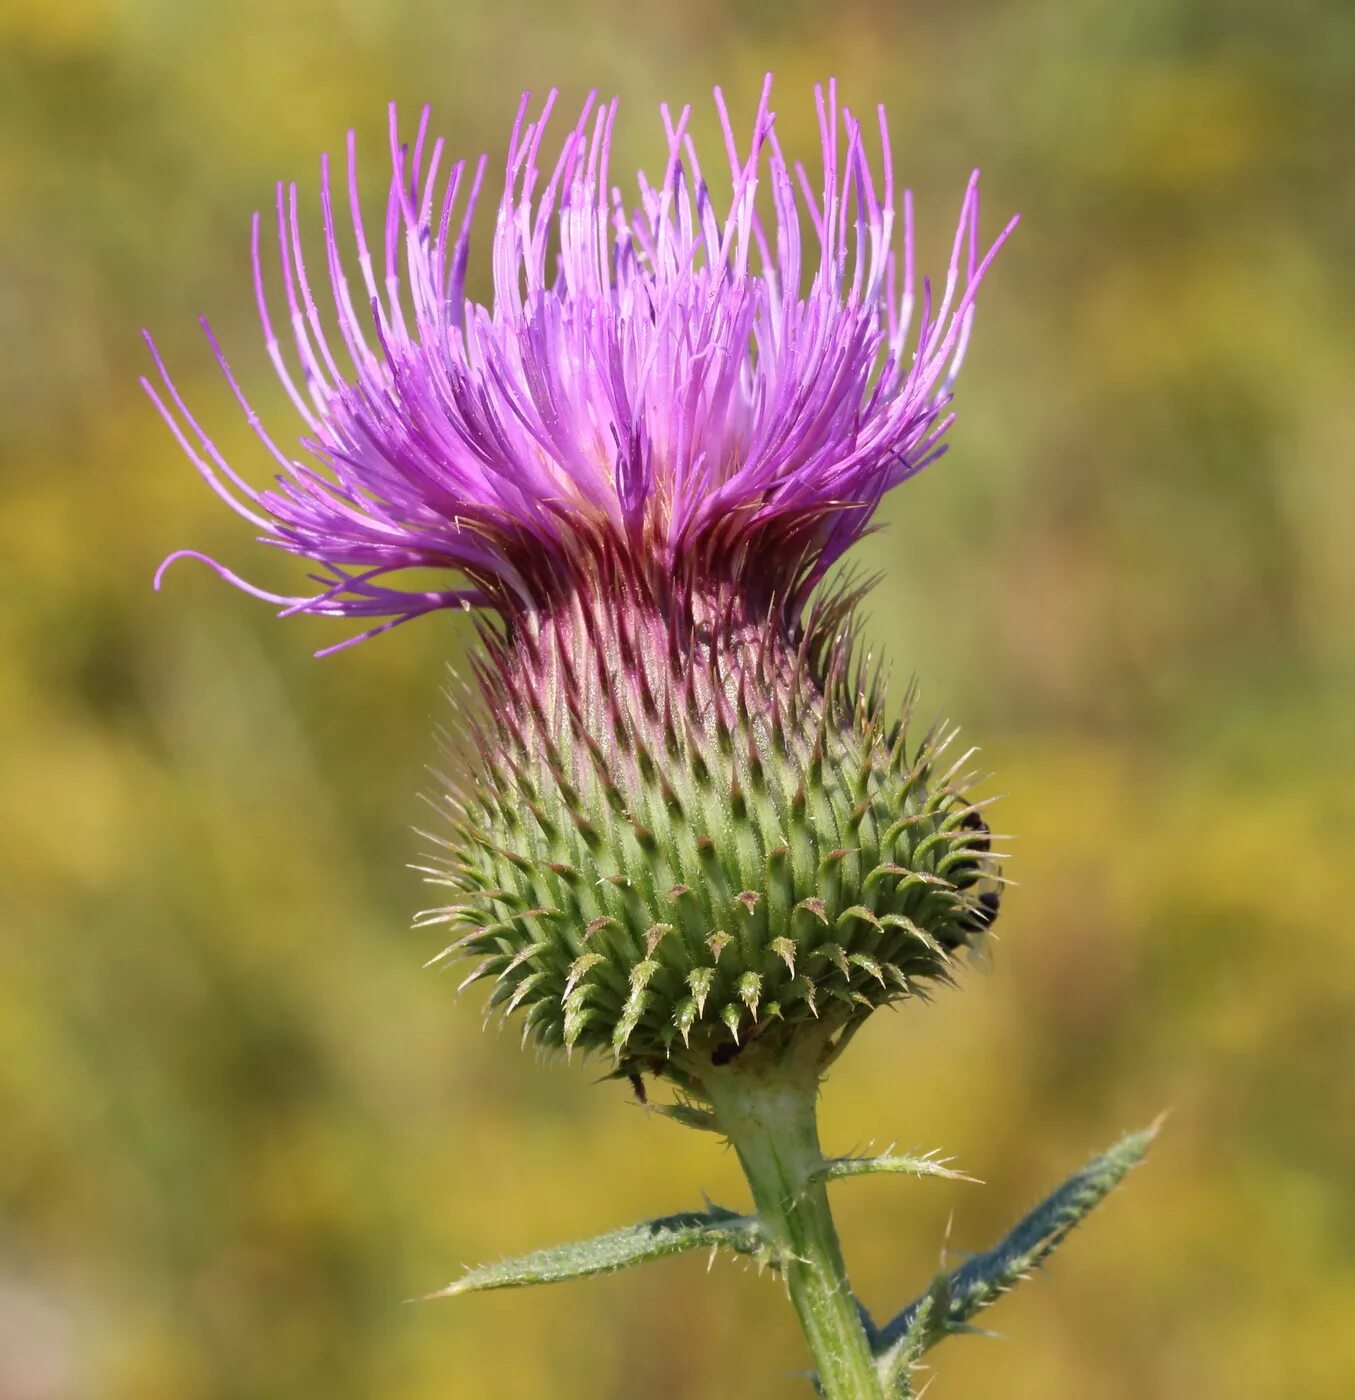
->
[700,1044,884,1399]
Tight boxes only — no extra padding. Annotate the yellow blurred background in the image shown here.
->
[2,1,1353,1396]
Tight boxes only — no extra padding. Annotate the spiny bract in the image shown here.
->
[421,556,1000,1070]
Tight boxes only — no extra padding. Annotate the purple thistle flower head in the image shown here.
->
[149,78,1016,1071]
[147,76,1014,652]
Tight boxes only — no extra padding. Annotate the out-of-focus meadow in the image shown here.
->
[2,0,1353,1395]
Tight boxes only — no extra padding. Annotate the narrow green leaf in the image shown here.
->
[423,1207,761,1299]
[814,1151,980,1185]
[878,1275,956,1397]
[876,1120,1161,1384]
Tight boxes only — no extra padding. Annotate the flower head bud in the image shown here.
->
[148,79,1014,1077]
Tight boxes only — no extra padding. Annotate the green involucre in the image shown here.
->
[423,579,1001,1072]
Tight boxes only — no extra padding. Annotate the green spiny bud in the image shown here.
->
[424,566,1003,1078]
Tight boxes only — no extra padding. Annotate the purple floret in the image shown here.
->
[147,76,1015,653]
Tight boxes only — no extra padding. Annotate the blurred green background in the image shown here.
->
[3,0,1353,1395]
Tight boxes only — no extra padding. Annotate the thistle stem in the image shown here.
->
[701,1049,885,1399]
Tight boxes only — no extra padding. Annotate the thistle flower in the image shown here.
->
[149,80,1150,1400]
[147,78,1012,1076]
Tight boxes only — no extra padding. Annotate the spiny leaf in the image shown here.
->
[814,1151,980,1186]
[649,1100,720,1133]
[875,1120,1161,1384]
[423,1207,761,1299]
[887,1278,951,1395]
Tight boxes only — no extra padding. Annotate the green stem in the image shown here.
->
[700,1044,885,1399]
